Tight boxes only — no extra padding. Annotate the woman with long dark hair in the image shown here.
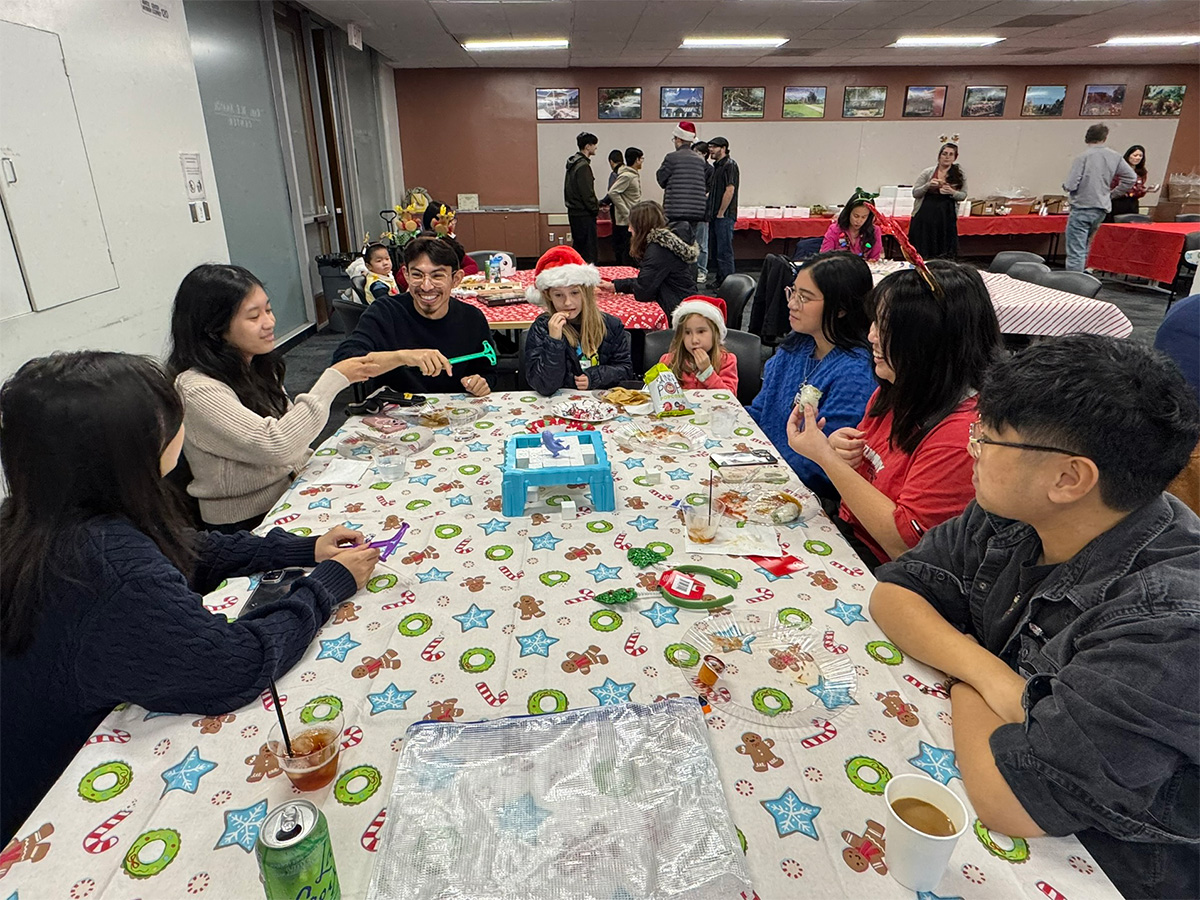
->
[820,196,882,260]
[786,261,1001,565]
[908,142,967,259]
[747,252,875,500]
[0,351,378,842]
[168,264,378,532]
[601,200,698,318]
[1108,145,1153,220]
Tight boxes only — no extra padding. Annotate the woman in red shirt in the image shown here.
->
[785,261,1001,565]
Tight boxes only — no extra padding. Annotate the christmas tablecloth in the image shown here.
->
[5,392,1121,900]
[735,214,1068,244]
[1087,221,1198,283]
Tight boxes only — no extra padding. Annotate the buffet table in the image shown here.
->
[7,392,1119,900]
[1087,221,1198,284]
[736,213,1068,244]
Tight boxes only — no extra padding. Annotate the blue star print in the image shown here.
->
[449,493,472,507]
[452,603,494,631]
[350,445,372,457]
[529,532,563,551]
[467,441,490,452]
[761,788,821,840]
[507,418,528,427]
[342,521,363,531]
[160,745,217,796]
[626,515,658,532]
[368,683,416,715]
[620,457,645,470]
[826,599,868,626]
[482,404,501,414]
[909,741,961,784]
[917,893,965,900]
[496,793,551,841]
[586,562,622,583]
[317,632,361,662]
[516,628,559,657]
[806,675,857,710]
[665,467,692,481]
[704,438,723,449]
[590,677,635,705]
[215,799,268,853]
[639,601,679,628]
[416,567,452,583]
[409,473,436,485]
[754,566,792,583]
[308,497,332,509]
[479,518,509,535]
[434,427,453,437]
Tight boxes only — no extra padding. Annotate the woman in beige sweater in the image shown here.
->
[168,264,378,532]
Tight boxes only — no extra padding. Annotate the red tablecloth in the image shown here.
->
[736,213,1067,243]
[979,271,1132,338]
[1087,222,1198,283]
[457,266,668,331]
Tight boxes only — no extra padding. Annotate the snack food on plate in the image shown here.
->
[419,411,450,428]
[603,387,650,407]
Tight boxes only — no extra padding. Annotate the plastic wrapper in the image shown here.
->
[366,698,752,900]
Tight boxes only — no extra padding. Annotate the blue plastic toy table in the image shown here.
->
[501,431,616,517]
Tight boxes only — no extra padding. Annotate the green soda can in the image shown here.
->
[256,800,341,900]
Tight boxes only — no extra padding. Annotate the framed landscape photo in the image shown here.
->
[1140,84,1186,116]
[782,86,826,118]
[1080,84,1125,117]
[536,88,580,120]
[722,86,766,118]
[842,86,887,118]
[962,85,1007,117]
[903,85,947,118]
[1021,85,1066,117]
[597,87,642,119]
[660,86,703,119]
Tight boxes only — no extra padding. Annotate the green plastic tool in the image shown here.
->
[447,342,497,367]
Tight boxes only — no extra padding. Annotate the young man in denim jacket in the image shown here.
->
[871,335,1199,900]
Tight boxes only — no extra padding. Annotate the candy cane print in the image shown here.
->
[83,808,132,854]
[476,682,509,707]
[203,595,239,612]
[380,592,418,611]
[85,729,130,746]
[499,566,522,582]
[747,587,774,604]
[649,489,672,503]
[361,809,387,853]
[612,532,631,551]
[475,474,490,486]
[1037,883,1068,900]
[624,632,647,656]
[260,690,286,711]
[421,636,445,662]
[340,725,363,750]
[800,718,838,748]
[904,674,950,700]
[828,560,865,577]
[273,513,300,526]
[822,630,848,654]
[565,589,596,605]
[454,540,473,554]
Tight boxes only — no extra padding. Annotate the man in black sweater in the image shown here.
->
[564,132,599,263]
[332,236,494,396]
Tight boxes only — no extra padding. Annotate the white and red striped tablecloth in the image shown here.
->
[979,271,1133,338]
[458,266,669,331]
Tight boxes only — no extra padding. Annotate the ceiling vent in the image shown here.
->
[998,14,1084,28]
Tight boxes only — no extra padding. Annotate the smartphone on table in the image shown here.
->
[239,568,306,618]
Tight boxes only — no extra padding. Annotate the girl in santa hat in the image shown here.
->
[523,246,634,397]
[658,296,738,392]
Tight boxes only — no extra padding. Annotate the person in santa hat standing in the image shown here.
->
[522,246,634,397]
[655,120,708,244]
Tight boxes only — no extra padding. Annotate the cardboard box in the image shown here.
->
[1153,199,1200,222]
[1032,195,1068,215]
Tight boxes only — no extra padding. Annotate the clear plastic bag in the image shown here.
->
[366,698,752,900]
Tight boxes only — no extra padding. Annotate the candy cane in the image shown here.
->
[340,725,363,750]
[204,595,239,612]
[904,674,950,700]
[612,532,631,550]
[624,632,647,656]
[83,808,132,854]
[747,587,774,604]
[260,690,286,711]
[577,506,592,515]
[649,490,672,502]
[800,718,838,748]
[273,513,300,526]
[822,630,848,654]
[1037,883,1068,900]
[828,560,865,577]
[361,809,387,853]
[380,594,417,611]
[476,682,508,707]
[85,728,130,746]
[421,636,445,662]
[454,540,473,554]
[475,475,491,486]
[499,566,522,581]
[565,589,596,605]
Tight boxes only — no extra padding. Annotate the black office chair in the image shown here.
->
[1176,214,1200,223]
[1005,261,1052,284]
[516,328,533,392]
[350,274,367,304]
[642,328,762,406]
[989,250,1045,275]
[331,299,369,400]
[1040,270,1103,299]
[716,273,755,330]
[1168,231,1200,308]
[1113,214,1152,224]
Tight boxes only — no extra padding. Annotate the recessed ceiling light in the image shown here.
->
[891,36,1005,47]
[461,38,569,51]
[1096,35,1200,46]
[680,37,789,49]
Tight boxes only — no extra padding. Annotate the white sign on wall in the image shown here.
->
[179,151,206,201]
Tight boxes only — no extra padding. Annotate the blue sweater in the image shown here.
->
[0,521,356,841]
[747,336,876,498]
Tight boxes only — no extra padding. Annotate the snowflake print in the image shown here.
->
[557,617,571,626]
[211,790,232,806]
[803,767,823,782]
[642,666,658,678]
[735,779,754,796]
[240,725,258,739]
[1069,856,1094,874]
[430,673,445,684]
[855,665,870,677]
[390,738,404,752]
[781,859,803,879]
[301,671,316,682]
[436,596,451,607]
[512,668,528,679]
[962,864,986,884]
[938,711,953,726]
[869,730,887,743]
[367,622,381,631]
[187,873,210,894]
[707,715,726,730]
[502,624,516,635]
[154,739,171,756]
[70,878,96,899]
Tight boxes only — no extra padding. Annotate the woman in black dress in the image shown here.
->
[908,142,967,260]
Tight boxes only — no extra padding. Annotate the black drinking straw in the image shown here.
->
[708,476,714,524]
[269,680,293,757]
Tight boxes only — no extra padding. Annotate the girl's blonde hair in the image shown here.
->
[544,284,606,359]
[667,313,724,383]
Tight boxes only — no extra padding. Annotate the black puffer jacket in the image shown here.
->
[523,311,633,396]
[655,148,708,223]
[612,223,699,318]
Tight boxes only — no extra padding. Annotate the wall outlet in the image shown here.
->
[548,231,555,242]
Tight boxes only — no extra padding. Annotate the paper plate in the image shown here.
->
[615,421,707,454]
[525,416,596,433]
[551,399,620,423]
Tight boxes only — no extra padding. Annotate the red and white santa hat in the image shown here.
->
[673,121,698,143]
[526,245,601,305]
[671,295,728,340]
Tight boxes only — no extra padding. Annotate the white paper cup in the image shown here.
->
[711,407,735,439]
[883,774,969,892]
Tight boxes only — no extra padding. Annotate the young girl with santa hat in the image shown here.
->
[522,246,635,396]
[658,296,738,392]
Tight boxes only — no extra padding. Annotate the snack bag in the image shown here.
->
[644,363,693,417]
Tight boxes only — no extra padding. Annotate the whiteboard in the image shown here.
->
[537,119,1179,213]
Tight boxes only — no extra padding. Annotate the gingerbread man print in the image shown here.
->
[842,820,888,875]
[735,732,785,772]
[876,691,920,727]
[244,743,282,783]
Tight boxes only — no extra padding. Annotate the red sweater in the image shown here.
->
[658,350,739,392]
[839,391,978,564]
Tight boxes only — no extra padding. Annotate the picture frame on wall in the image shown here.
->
[722,87,766,118]
[536,88,580,120]
[782,86,826,118]
[1080,84,1125,117]
[660,86,704,119]
[903,85,947,118]
[597,87,642,119]
[1021,85,1066,117]
[843,86,887,118]
[962,85,1007,117]
[1139,84,1186,116]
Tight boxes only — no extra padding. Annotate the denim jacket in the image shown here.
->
[876,495,1200,900]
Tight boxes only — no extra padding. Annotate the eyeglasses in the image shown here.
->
[407,269,451,286]
[784,285,821,306]
[967,421,1080,460]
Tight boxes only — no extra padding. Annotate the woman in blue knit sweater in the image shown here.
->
[0,352,379,842]
[748,252,876,500]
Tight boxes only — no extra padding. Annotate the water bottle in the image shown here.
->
[487,253,504,283]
